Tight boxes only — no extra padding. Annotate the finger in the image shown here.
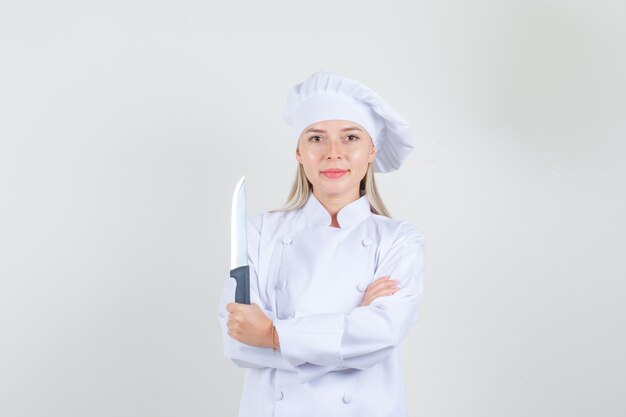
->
[369,286,398,300]
[369,279,399,291]
[361,293,374,307]
[250,303,265,314]
[227,312,240,324]
[362,288,395,307]
[371,288,395,298]
[361,278,398,306]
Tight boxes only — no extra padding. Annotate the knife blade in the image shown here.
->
[230,175,250,304]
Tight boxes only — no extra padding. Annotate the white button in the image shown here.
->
[362,238,372,247]
[274,390,283,400]
[356,282,367,292]
[375,304,388,311]
[275,280,287,290]
[342,394,352,404]
[282,235,292,244]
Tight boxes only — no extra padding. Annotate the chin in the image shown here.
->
[316,185,357,198]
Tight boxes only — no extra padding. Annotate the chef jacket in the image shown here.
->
[217,192,425,417]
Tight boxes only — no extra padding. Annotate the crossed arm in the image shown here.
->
[222,274,399,349]
[217,220,424,384]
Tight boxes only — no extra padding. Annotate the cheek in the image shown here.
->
[298,147,322,164]
[299,153,316,167]
[298,153,319,177]
[349,148,372,165]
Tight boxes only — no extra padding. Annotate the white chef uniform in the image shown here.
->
[217,191,424,417]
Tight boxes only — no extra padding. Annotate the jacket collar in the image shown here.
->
[302,192,372,228]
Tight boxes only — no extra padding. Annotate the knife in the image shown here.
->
[230,175,250,304]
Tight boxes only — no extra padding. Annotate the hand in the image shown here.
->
[226,302,274,348]
[359,275,399,307]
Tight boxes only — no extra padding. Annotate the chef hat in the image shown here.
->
[281,71,414,173]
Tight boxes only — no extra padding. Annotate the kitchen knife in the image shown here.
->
[230,175,250,304]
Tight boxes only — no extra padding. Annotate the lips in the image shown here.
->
[321,169,348,178]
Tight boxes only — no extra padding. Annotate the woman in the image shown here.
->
[217,71,424,417]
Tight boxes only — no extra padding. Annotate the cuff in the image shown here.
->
[273,313,345,368]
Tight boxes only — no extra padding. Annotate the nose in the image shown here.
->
[326,139,342,160]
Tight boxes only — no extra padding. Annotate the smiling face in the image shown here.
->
[296,119,376,201]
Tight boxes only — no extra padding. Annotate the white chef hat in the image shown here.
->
[281,71,414,173]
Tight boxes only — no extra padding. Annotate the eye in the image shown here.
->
[346,135,359,142]
[308,135,322,142]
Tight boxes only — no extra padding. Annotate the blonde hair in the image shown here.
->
[271,162,391,217]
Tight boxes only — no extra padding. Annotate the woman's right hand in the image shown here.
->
[359,275,399,307]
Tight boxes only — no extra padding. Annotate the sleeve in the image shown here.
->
[272,223,425,382]
[216,213,298,372]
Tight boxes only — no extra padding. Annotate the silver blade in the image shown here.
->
[230,175,248,270]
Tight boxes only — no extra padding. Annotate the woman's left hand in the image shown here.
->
[226,302,273,347]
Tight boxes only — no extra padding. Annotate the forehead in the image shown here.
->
[302,120,367,133]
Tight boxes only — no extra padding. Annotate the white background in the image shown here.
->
[1,1,624,416]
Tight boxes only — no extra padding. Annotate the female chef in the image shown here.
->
[217,71,424,417]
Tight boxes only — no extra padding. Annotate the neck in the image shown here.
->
[312,188,361,227]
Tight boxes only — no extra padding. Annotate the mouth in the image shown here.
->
[320,169,349,178]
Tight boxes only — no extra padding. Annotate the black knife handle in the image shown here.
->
[230,265,250,305]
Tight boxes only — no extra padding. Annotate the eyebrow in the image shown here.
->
[303,126,364,133]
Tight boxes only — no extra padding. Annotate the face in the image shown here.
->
[296,119,376,200]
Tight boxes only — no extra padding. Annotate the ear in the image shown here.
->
[368,145,376,163]
[295,147,302,164]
